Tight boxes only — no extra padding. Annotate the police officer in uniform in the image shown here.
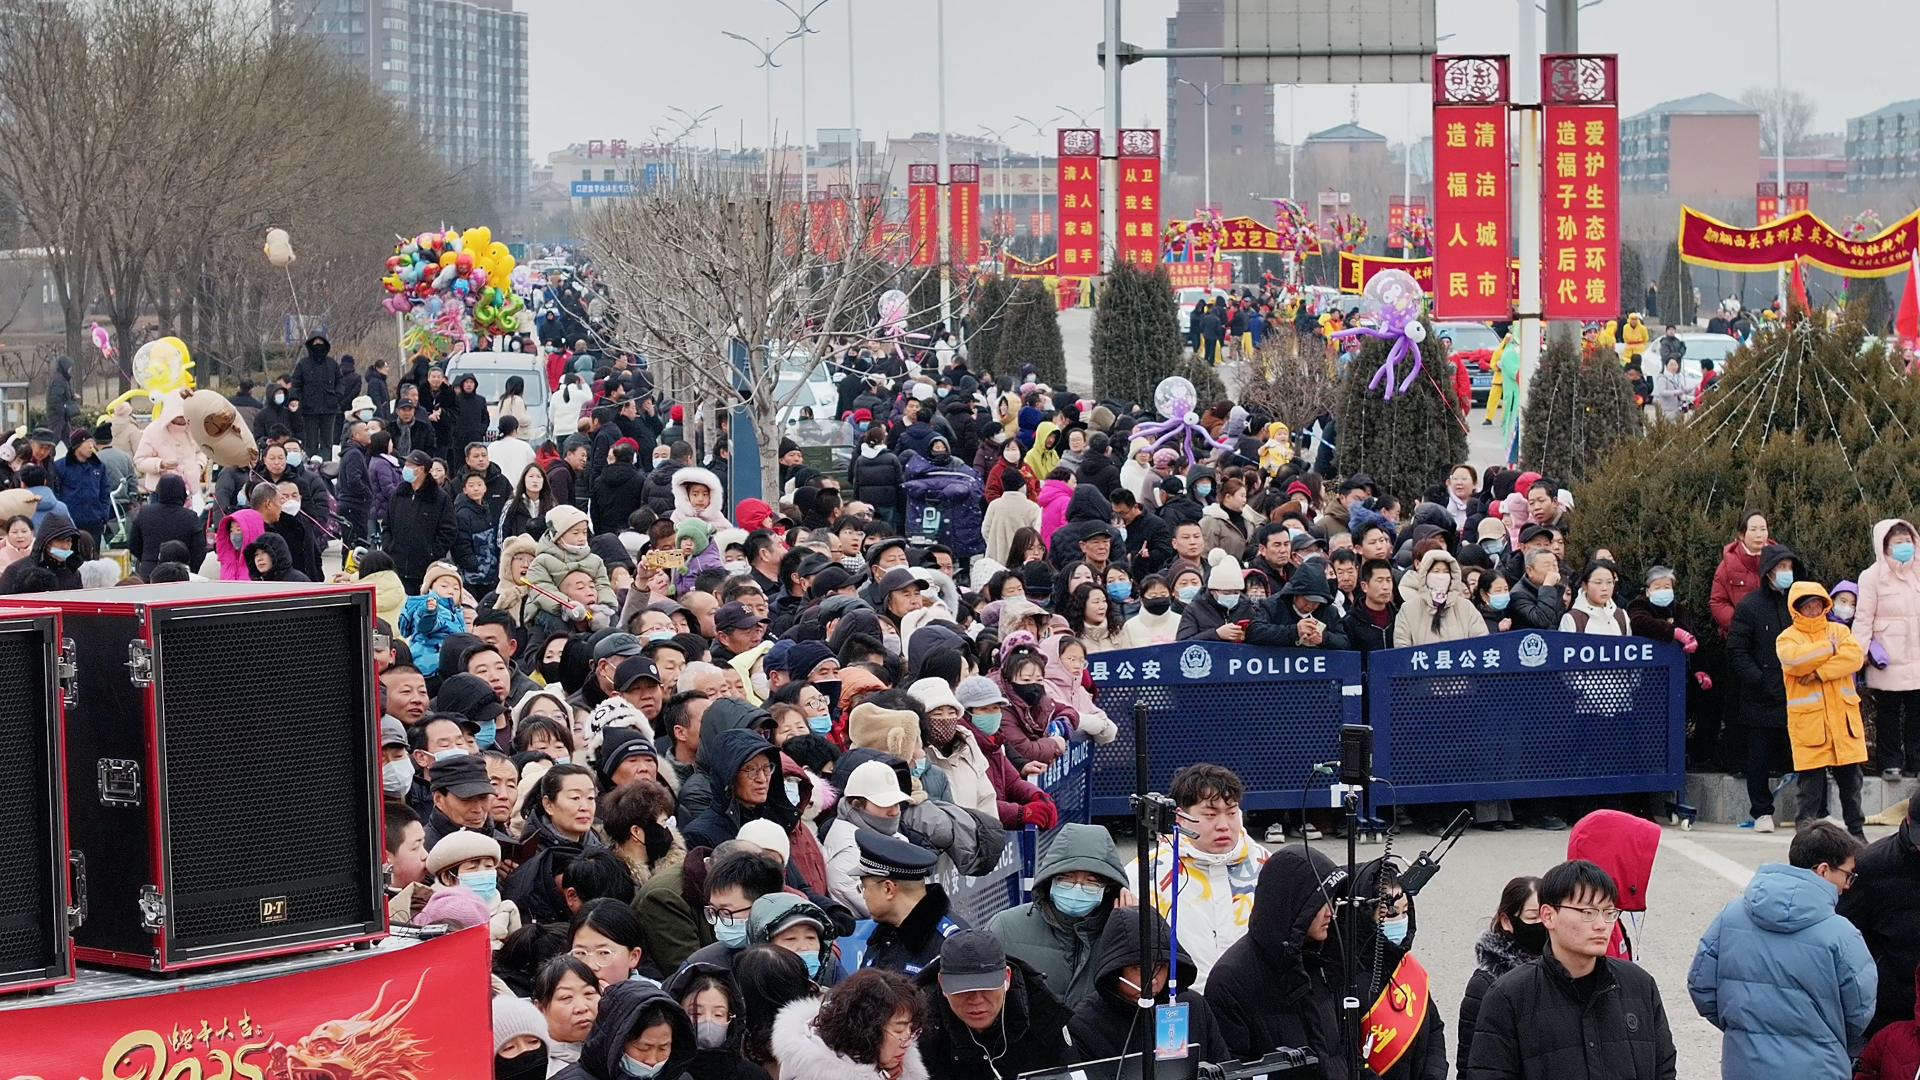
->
[856,828,966,975]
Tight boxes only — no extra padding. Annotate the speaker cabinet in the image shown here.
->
[0,609,73,993]
[3,582,386,972]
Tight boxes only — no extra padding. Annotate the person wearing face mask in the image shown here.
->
[552,978,696,1080]
[1626,564,1714,705]
[1068,906,1227,1064]
[821,759,913,917]
[527,504,616,620]
[984,823,1129,1010]
[665,966,765,1080]
[992,644,1075,773]
[1457,876,1545,1075]
[1391,549,1490,647]
[983,433,1038,505]
[903,435,985,559]
[749,893,840,986]
[1727,543,1802,833]
[1851,519,1920,781]
[0,512,88,593]
[1122,574,1182,647]
[426,829,522,946]
[1175,549,1249,643]
[1342,859,1449,1080]
[494,994,555,1080]
[382,449,458,594]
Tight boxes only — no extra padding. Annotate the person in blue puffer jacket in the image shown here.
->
[1688,821,1877,1080]
[51,429,111,546]
[903,436,983,559]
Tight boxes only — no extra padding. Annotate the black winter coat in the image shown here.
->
[642,460,681,517]
[550,966,697,1080]
[1176,592,1238,642]
[1076,450,1121,497]
[449,496,498,583]
[1205,847,1348,1077]
[591,461,649,534]
[1068,907,1227,1064]
[381,479,457,585]
[128,474,205,578]
[290,341,341,412]
[1463,951,1676,1080]
[1838,820,1920,1039]
[678,728,798,851]
[503,821,610,928]
[1119,509,1174,578]
[1508,576,1565,630]
[0,514,84,593]
[266,512,323,582]
[335,440,371,513]
[1725,543,1797,729]
[451,461,512,522]
[916,955,1074,1080]
[447,389,490,450]
[1458,929,1539,1078]
[243,532,310,582]
[848,447,905,524]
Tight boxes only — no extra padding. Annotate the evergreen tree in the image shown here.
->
[996,279,1068,387]
[1658,240,1697,327]
[1850,275,1894,336]
[967,276,1014,375]
[1520,336,1643,483]
[1577,303,1920,633]
[907,270,943,338]
[1620,242,1646,319]
[1334,322,1467,500]
[1090,261,1183,407]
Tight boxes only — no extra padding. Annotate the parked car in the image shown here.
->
[1433,320,1503,404]
[1674,332,1742,385]
[444,350,552,442]
[1175,286,1232,335]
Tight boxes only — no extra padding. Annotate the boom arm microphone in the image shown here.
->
[1397,808,1472,896]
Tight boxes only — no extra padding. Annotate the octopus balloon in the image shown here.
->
[1330,268,1429,399]
[1129,376,1235,465]
[875,288,928,362]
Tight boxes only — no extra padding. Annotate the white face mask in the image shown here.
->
[1427,571,1451,604]
[561,540,589,554]
[724,559,748,574]
[281,498,303,517]
[381,757,414,797]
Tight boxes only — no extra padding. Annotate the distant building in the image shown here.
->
[1620,93,1759,198]
[1755,156,1848,194]
[1845,99,1920,187]
[276,0,529,209]
[1165,0,1274,184]
[1302,122,1389,194]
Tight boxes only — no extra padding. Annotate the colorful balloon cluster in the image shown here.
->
[1265,199,1319,259]
[1160,209,1229,262]
[1325,213,1369,254]
[379,226,529,346]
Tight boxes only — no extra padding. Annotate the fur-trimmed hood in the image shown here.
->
[670,465,728,528]
[771,995,928,1080]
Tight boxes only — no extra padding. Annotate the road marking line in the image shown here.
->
[1661,835,1755,889]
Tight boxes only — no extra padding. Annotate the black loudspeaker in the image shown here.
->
[0,609,74,993]
[3,582,387,972]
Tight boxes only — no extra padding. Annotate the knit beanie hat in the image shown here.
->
[1206,548,1244,591]
[493,995,550,1053]
[545,503,590,540]
[415,885,491,930]
[674,518,713,552]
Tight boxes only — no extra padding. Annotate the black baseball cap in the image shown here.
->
[714,601,769,632]
[592,632,646,662]
[613,655,661,691]
[878,567,926,595]
[428,754,495,798]
[937,930,1010,994]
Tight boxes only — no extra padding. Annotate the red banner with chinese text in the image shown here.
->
[1029,211,1053,239]
[1679,205,1920,277]
[1339,251,1520,299]
[1541,103,1618,319]
[859,182,885,255]
[1389,196,1407,249]
[949,164,980,269]
[1432,103,1511,319]
[1756,181,1810,225]
[907,164,938,267]
[1166,261,1235,289]
[1005,253,1058,278]
[1116,129,1162,269]
[0,928,493,1079]
[1057,129,1101,277]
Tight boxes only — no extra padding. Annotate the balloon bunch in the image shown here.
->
[1161,209,1230,263]
[379,226,526,349]
[1330,269,1428,400]
[1841,210,1884,240]
[874,289,928,362]
[1401,213,1433,257]
[1325,212,1369,253]
[1265,199,1318,259]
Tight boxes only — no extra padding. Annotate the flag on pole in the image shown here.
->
[1789,256,1811,314]
[1896,248,1918,354]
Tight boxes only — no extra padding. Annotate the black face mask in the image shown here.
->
[496,1048,548,1080]
[931,451,952,466]
[1010,680,1046,706]
[539,660,563,683]
[1142,596,1172,616]
[1510,919,1548,956]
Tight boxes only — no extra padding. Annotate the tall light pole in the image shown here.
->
[772,0,831,206]
[1176,79,1216,211]
[846,0,858,185]
[1056,104,1104,128]
[1286,84,1297,201]
[980,123,1018,242]
[666,105,722,186]
[1014,113,1058,247]
[1773,0,1787,306]
[721,30,799,190]
[936,0,952,333]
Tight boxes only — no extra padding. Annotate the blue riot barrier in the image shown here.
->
[1366,630,1686,803]
[1086,643,1366,815]
[940,739,1094,927]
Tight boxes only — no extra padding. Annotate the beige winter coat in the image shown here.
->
[1392,549,1492,647]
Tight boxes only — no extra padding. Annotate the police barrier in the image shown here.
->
[940,739,1094,927]
[1367,630,1686,803]
[1086,643,1366,816]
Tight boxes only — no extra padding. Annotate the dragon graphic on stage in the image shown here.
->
[268,971,434,1080]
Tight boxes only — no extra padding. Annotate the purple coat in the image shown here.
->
[904,453,985,558]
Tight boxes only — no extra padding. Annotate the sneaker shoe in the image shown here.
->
[1883,768,1904,782]
[1753,814,1776,834]
[1531,815,1569,831]
[1301,823,1323,841]
[1263,822,1288,844]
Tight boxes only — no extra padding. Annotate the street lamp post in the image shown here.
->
[772,0,831,206]
[1773,0,1787,306]
[721,30,799,190]
[1176,79,1216,212]
[936,0,951,333]
[1014,113,1058,250]
[980,123,1018,246]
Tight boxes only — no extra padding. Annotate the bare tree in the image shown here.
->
[584,175,930,501]
[1741,86,1817,156]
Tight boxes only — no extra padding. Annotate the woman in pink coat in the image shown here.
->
[1852,517,1920,779]
[1036,470,1074,543]
[214,508,266,581]
[133,392,207,496]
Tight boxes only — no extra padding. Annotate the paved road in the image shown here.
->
[1272,819,1893,1079]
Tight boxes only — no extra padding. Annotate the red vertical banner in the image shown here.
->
[1541,54,1619,320]
[859,181,884,254]
[1388,196,1407,248]
[1431,55,1512,320]
[822,183,850,259]
[1115,128,1162,270]
[907,163,937,267]
[949,163,980,268]
[1056,129,1101,277]
[1788,181,1809,213]
[1029,211,1052,238]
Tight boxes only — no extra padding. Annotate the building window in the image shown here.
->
[1233,146,1243,155]
[1230,124,1243,135]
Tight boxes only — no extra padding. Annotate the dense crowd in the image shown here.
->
[12,315,1920,1080]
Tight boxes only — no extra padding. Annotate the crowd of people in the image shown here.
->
[14,302,1920,1080]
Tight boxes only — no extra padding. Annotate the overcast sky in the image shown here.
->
[520,0,1913,158]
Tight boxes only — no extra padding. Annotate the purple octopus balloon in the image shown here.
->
[1330,269,1429,399]
[1129,376,1236,465]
